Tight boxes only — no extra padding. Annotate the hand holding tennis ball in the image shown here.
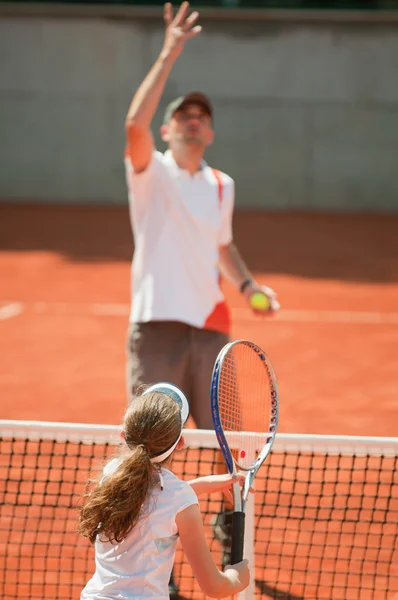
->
[241,279,279,314]
[246,284,280,315]
[250,292,271,311]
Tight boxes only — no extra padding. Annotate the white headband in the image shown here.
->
[142,383,190,464]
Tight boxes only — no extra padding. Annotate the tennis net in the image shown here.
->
[0,420,397,600]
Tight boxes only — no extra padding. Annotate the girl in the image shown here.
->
[79,383,250,599]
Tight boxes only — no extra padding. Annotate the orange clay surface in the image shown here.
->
[1,204,397,600]
[1,204,397,436]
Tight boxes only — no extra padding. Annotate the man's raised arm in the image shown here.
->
[125,2,201,173]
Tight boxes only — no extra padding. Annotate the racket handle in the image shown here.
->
[230,511,245,564]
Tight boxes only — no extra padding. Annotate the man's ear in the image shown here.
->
[176,435,185,451]
[160,123,170,142]
[205,128,215,148]
[120,430,125,441]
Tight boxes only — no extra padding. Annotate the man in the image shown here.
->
[124,2,279,594]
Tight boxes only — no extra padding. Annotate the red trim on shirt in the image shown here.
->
[203,301,231,335]
[211,168,223,207]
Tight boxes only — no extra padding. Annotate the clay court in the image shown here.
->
[1,204,398,600]
[1,204,397,436]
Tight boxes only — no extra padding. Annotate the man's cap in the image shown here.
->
[163,91,213,124]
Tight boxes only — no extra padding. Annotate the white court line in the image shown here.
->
[0,302,23,321]
[2,301,398,325]
[266,308,398,325]
[90,304,398,324]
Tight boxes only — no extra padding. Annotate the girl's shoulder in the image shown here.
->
[160,469,198,509]
[100,457,123,482]
[160,467,188,486]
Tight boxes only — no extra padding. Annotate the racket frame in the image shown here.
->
[210,340,279,564]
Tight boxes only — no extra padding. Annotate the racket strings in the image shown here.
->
[217,343,276,469]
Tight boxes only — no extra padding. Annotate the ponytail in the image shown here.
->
[79,445,155,544]
[79,391,181,544]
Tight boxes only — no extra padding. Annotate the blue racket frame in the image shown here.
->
[210,339,279,564]
[211,339,279,474]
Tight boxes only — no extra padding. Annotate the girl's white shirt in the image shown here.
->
[81,457,198,600]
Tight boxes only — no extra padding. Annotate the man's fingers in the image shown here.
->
[266,298,280,313]
[270,298,280,312]
[184,25,202,40]
[182,10,199,31]
[263,287,278,301]
[172,1,190,26]
[163,2,173,26]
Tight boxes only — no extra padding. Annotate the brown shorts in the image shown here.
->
[126,321,229,430]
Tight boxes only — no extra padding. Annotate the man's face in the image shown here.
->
[164,102,214,148]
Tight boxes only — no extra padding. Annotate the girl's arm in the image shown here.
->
[188,473,247,500]
[176,504,250,599]
[188,473,239,495]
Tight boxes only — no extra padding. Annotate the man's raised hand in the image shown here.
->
[161,2,202,60]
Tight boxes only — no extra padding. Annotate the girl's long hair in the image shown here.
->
[78,391,181,544]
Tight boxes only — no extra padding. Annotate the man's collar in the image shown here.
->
[164,149,207,174]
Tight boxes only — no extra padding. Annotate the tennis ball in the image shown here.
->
[250,292,270,311]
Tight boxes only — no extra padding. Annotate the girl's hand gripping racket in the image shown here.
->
[210,340,279,564]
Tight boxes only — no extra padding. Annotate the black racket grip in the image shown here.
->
[230,511,245,564]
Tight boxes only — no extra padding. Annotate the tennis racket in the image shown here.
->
[210,339,279,564]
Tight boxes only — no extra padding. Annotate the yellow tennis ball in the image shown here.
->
[250,292,270,311]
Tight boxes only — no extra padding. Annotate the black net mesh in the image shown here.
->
[0,429,397,599]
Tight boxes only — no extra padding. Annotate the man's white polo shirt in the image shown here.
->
[125,149,235,334]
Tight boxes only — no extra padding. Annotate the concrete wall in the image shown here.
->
[0,14,397,210]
